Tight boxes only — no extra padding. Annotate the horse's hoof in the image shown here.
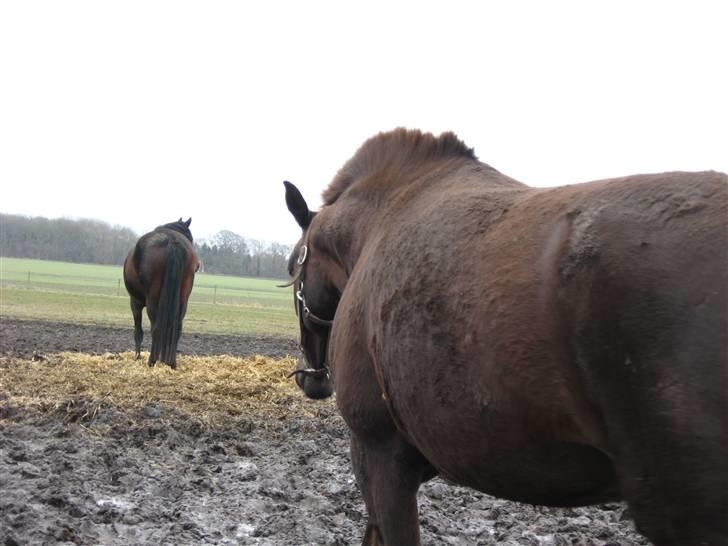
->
[362,523,383,546]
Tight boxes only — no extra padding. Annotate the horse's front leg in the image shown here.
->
[351,432,433,546]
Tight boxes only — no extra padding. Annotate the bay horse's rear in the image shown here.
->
[283,129,728,546]
[554,174,728,543]
[123,218,198,368]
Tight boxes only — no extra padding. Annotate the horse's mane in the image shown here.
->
[158,220,193,243]
[323,128,477,205]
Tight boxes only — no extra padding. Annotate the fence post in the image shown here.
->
[27,271,31,288]
[117,279,121,296]
[213,285,217,305]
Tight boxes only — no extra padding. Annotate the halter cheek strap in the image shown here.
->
[288,238,334,328]
[296,279,334,328]
[283,239,334,381]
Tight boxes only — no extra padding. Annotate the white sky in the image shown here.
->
[1,1,726,246]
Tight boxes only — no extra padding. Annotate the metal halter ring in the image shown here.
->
[297,244,308,266]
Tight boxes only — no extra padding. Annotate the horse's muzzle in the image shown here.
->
[291,358,333,399]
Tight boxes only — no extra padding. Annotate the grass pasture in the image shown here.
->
[0,257,297,337]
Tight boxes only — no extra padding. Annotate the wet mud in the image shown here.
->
[0,318,297,360]
[0,319,648,545]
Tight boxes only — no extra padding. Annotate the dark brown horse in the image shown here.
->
[284,129,727,545]
[123,218,199,369]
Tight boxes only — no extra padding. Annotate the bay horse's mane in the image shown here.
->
[157,219,193,243]
[322,128,477,205]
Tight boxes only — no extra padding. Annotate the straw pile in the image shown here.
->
[0,352,336,427]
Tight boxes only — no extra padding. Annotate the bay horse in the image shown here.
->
[283,129,727,545]
[123,218,199,369]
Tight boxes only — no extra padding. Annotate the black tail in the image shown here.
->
[155,241,186,366]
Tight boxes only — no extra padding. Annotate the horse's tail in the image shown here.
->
[155,241,186,365]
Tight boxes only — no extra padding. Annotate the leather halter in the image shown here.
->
[283,239,334,380]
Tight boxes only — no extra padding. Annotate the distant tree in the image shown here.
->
[195,231,291,279]
[259,242,291,278]
[247,239,264,277]
[196,230,251,276]
[0,213,138,265]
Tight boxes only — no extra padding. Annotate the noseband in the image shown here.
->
[282,239,334,381]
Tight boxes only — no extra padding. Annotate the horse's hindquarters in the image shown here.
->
[561,179,728,543]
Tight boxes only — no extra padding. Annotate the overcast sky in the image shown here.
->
[1,1,726,246]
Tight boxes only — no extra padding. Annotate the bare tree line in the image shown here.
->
[196,230,292,279]
[0,214,292,279]
[0,214,138,265]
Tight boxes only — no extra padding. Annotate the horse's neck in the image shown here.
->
[327,164,526,282]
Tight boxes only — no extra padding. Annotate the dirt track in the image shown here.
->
[0,319,648,545]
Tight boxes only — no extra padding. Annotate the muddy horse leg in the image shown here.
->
[130,299,144,359]
[589,340,728,544]
[612,379,728,545]
[351,432,434,546]
[146,301,159,367]
[169,301,187,370]
[615,419,727,545]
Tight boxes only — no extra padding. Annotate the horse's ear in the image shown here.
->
[185,218,191,227]
[284,181,312,229]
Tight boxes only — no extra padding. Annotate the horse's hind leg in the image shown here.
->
[130,299,144,359]
[611,375,728,545]
[146,301,159,367]
[351,432,434,546]
[615,410,728,545]
[588,339,728,543]
[169,301,188,370]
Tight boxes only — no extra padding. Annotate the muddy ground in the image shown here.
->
[0,319,649,545]
[0,318,297,360]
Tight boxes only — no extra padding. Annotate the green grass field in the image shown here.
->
[0,257,297,337]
